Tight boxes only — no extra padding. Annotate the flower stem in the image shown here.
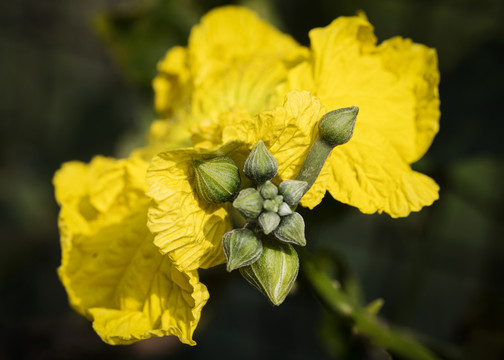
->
[295,138,333,192]
[299,249,441,360]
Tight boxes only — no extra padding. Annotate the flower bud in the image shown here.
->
[258,211,280,234]
[239,237,299,306]
[318,106,359,147]
[278,180,308,206]
[243,141,278,184]
[274,212,306,246]
[277,202,293,216]
[222,229,263,272]
[263,199,279,213]
[260,181,278,199]
[233,188,263,219]
[193,156,241,203]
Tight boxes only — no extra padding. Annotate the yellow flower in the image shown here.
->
[151,7,440,218]
[55,5,441,346]
[54,156,208,345]
[151,6,309,148]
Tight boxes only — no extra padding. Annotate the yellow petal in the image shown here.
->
[153,46,190,118]
[289,15,440,164]
[152,6,309,149]
[327,126,439,217]
[146,144,249,271]
[376,37,440,162]
[54,156,208,345]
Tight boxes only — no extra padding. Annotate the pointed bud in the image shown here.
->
[273,195,284,207]
[318,106,358,147]
[278,180,308,206]
[277,202,293,216]
[222,229,263,272]
[233,188,264,219]
[258,211,280,234]
[260,181,278,199]
[263,199,279,213]
[239,237,299,306]
[274,212,306,246]
[193,156,241,203]
[243,141,278,184]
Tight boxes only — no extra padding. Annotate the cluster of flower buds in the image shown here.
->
[192,106,359,305]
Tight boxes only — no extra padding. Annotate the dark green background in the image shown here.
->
[1,0,503,359]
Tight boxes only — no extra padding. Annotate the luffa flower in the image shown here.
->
[54,6,440,345]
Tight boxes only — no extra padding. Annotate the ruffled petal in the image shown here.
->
[326,126,440,217]
[290,15,440,164]
[54,156,208,345]
[376,37,440,162]
[151,6,309,150]
[147,144,248,271]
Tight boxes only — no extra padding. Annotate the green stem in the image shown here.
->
[295,138,333,192]
[299,249,442,360]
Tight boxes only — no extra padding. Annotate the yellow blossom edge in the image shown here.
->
[54,156,208,345]
[152,6,309,148]
[147,142,250,271]
[289,14,440,164]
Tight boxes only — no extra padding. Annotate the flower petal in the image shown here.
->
[54,156,208,345]
[376,37,440,162]
[146,144,248,271]
[151,6,309,149]
[327,126,440,217]
[289,15,440,164]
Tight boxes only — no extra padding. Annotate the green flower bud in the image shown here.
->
[258,211,280,234]
[273,195,284,207]
[278,180,308,206]
[260,181,278,199]
[318,106,359,147]
[233,188,263,219]
[222,229,263,272]
[277,202,292,216]
[239,237,299,306]
[263,199,279,213]
[274,212,306,246]
[243,141,278,184]
[193,156,241,203]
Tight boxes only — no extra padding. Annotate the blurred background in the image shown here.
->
[1,0,503,359]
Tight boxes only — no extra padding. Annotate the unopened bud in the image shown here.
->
[222,229,263,272]
[274,212,306,246]
[233,188,263,219]
[258,211,280,234]
[277,202,293,216]
[278,180,308,206]
[243,141,278,184]
[193,156,241,203]
[239,237,299,306]
[260,181,278,199]
[318,107,358,147]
